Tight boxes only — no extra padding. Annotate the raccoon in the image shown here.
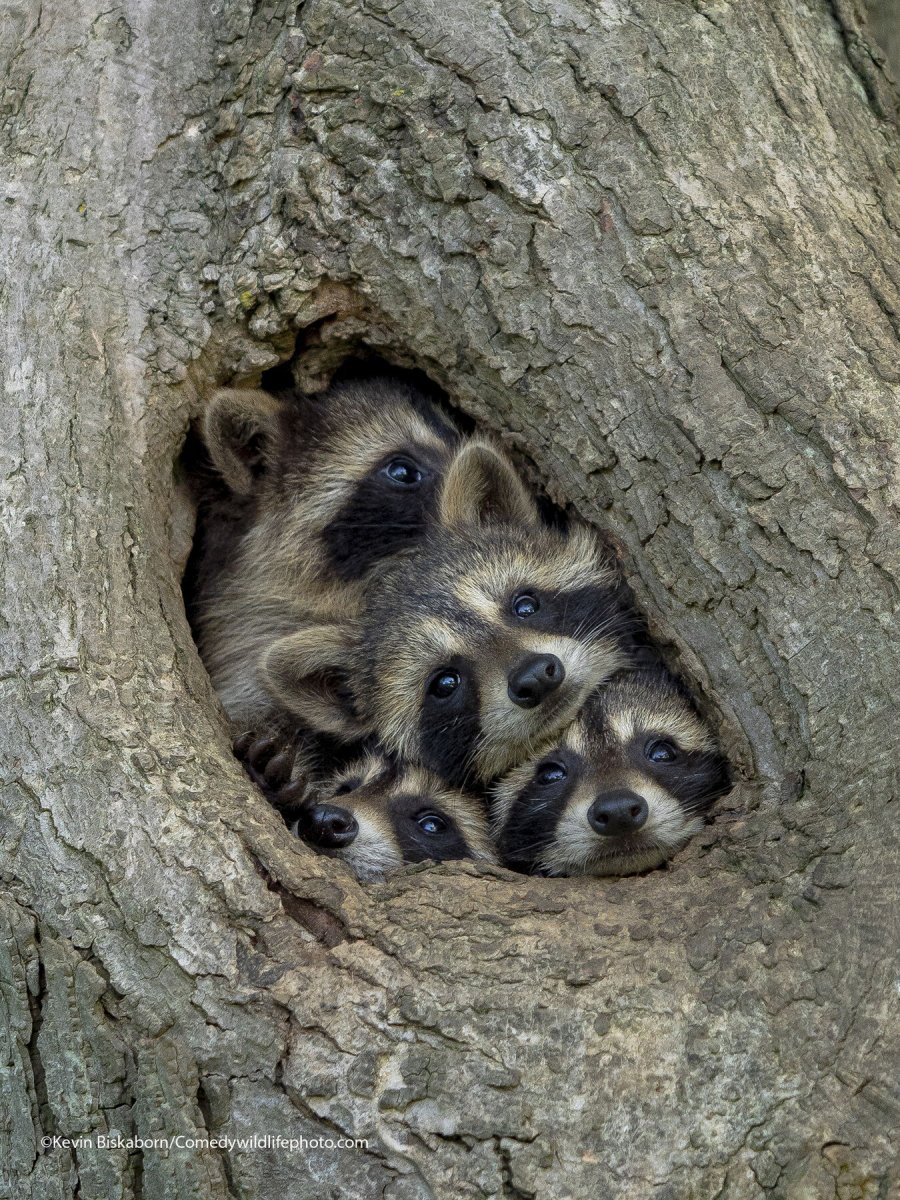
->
[289,752,497,881]
[261,440,637,786]
[230,726,336,811]
[491,667,731,876]
[184,372,462,740]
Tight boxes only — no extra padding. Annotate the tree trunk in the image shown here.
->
[1,1,898,1197]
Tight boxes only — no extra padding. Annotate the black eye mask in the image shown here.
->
[322,447,445,581]
[646,748,731,814]
[496,756,577,871]
[418,657,482,788]
[503,584,631,643]
[389,795,474,863]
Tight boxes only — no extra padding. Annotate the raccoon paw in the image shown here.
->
[270,779,308,822]
[233,732,305,809]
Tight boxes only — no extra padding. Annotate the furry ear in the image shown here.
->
[260,625,367,741]
[438,440,539,529]
[203,388,282,495]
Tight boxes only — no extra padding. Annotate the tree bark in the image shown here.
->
[1,1,898,1197]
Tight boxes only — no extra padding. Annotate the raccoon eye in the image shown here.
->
[333,778,361,796]
[512,592,540,619]
[645,739,679,763]
[416,811,448,835]
[535,761,567,785]
[427,669,461,699]
[382,457,423,487]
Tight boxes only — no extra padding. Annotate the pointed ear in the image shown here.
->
[438,440,539,530]
[259,626,368,741]
[202,389,282,495]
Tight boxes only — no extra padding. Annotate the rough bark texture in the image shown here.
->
[865,0,900,83]
[1,1,898,1197]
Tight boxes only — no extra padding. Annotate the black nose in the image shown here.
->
[588,791,649,837]
[299,804,359,849]
[507,653,565,709]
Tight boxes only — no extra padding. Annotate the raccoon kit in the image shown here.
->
[491,667,731,876]
[262,439,638,788]
[289,752,497,881]
[185,372,462,743]
[188,369,730,880]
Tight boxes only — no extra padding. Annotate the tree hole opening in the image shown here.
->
[179,333,734,885]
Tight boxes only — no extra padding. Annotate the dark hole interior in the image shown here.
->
[180,345,729,880]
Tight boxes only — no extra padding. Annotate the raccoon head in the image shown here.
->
[203,376,461,587]
[354,441,635,785]
[492,667,731,876]
[196,376,461,729]
[290,753,497,881]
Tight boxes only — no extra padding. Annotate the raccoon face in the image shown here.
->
[290,753,497,881]
[492,668,731,876]
[194,376,461,730]
[204,375,460,591]
[354,442,633,785]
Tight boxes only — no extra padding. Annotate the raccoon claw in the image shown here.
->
[233,732,298,803]
[262,750,293,790]
[271,779,307,816]
[232,731,256,759]
[246,735,279,769]
[232,730,313,818]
